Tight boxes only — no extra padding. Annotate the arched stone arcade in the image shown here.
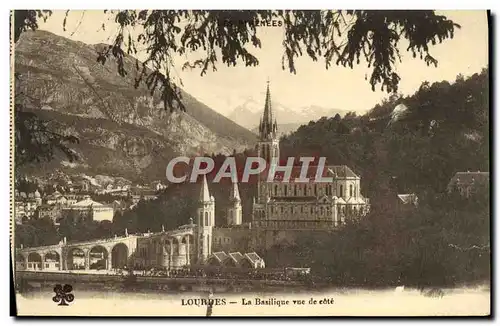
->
[27,252,42,270]
[43,251,61,270]
[66,248,86,270]
[111,243,128,269]
[89,245,109,270]
[15,252,26,270]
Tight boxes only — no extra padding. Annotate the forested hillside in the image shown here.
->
[280,68,489,202]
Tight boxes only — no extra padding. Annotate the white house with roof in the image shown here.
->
[447,171,489,198]
[206,251,265,269]
[61,196,114,222]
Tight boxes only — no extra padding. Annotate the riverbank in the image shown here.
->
[15,270,310,294]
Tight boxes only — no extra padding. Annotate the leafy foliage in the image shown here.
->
[280,68,489,197]
[12,10,52,43]
[14,10,459,112]
[270,68,489,286]
[15,104,79,167]
[264,189,489,287]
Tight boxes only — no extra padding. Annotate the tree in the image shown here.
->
[13,10,460,165]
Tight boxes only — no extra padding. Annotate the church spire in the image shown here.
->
[199,174,211,202]
[260,79,277,139]
[263,79,273,127]
[229,180,241,202]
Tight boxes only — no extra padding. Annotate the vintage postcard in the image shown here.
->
[10,9,490,316]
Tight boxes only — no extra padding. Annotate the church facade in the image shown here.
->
[251,83,370,230]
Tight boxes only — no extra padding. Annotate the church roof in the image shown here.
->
[271,165,359,182]
[245,252,263,264]
[271,196,317,202]
[346,196,364,204]
[211,252,229,263]
[336,197,346,204]
[397,194,418,205]
[228,252,244,265]
[70,198,104,208]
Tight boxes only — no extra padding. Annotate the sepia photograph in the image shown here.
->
[9,9,490,317]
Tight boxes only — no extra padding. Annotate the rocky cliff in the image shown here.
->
[15,30,257,182]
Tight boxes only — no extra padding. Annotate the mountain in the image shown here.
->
[227,96,347,130]
[251,122,304,137]
[14,30,257,182]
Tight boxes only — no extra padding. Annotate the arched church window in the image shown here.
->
[205,212,208,226]
[340,185,344,197]
[294,185,297,196]
[350,185,353,197]
[284,185,288,196]
[275,185,278,195]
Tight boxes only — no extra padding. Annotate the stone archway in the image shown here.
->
[44,251,61,270]
[27,252,42,270]
[183,234,195,264]
[67,248,86,270]
[89,245,109,270]
[171,238,179,255]
[111,243,128,269]
[15,252,26,270]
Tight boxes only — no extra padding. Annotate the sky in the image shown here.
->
[37,10,489,116]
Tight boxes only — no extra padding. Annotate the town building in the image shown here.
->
[14,190,42,223]
[447,171,490,198]
[61,196,114,223]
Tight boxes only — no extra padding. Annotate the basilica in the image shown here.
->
[251,82,370,230]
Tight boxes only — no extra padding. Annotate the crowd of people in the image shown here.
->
[121,266,312,283]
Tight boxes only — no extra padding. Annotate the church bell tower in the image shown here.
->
[256,80,279,202]
[196,175,215,263]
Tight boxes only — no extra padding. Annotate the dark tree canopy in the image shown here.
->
[14,10,459,113]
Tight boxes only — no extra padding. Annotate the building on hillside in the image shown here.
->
[397,193,419,207]
[37,204,63,224]
[14,190,42,223]
[46,191,68,206]
[251,82,370,230]
[61,196,114,223]
[64,194,79,206]
[447,171,489,198]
